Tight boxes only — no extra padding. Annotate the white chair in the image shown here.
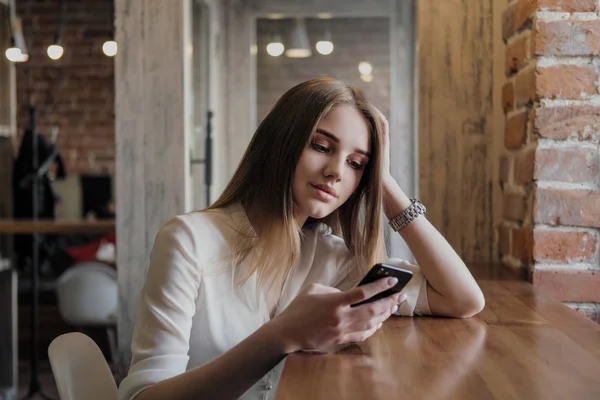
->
[48,332,118,400]
[54,261,119,371]
[55,261,118,326]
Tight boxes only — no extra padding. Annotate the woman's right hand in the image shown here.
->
[270,278,406,354]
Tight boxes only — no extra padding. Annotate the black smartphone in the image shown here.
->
[350,263,413,307]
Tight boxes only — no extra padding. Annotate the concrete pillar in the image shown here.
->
[114,0,192,372]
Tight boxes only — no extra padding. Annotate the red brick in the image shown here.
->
[503,5,516,42]
[514,0,538,31]
[15,0,115,175]
[534,106,600,141]
[499,155,512,183]
[535,145,599,183]
[534,20,600,56]
[515,65,537,106]
[506,32,531,76]
[538,0,598,11]
[532,269,600,302]
[515,147,535,184]
[536,65,597,99]
[534,229,598,263]
[504,192,528,221]
[512,225,534,261]
[502,80,515,113]
[534,188,600,228]
[506,110,528,149]
[498,224,512,255]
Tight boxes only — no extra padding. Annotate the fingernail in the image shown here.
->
[399,294,407,303]
[392,305,399,314]
[377,322,383,330]
[388,277,398,286]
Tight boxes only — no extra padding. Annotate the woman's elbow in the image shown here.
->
[454,291,485,318]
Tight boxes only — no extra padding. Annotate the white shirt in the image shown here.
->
[118,203,430,400]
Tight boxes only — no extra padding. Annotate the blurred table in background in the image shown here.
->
[0,219,115,234]
[0,219,115,399]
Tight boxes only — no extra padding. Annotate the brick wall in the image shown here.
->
[15,0,115,175]
[499,0,600,323]
[256,17,390,122]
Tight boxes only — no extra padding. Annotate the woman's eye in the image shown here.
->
[311,142,329,153]
[348,160,363,170]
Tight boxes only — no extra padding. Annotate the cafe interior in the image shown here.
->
[0,0,599,399]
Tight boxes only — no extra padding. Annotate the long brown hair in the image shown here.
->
[207,77,387,291]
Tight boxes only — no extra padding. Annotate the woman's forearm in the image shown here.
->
[383,176,485,317]
[135,321,288,400]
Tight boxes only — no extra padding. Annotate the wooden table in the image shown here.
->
[0,219,115,234]
[276,265,600,400]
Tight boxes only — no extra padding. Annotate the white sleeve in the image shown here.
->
[118,217,201,400]
[386,258,431,317]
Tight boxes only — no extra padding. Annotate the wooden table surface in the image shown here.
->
[276,266,600,400]
[0,219,115,234]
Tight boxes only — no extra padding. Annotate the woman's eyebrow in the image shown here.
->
[315,128,370,157]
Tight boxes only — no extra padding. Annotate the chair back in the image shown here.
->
[48,332,118,400]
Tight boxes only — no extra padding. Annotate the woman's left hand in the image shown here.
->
[372,105,413,216]
[372,106,392,182]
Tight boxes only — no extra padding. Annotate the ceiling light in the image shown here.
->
[316,29,333,55]
[358,61,372,75]
[102,41,118,57]
[47,0,66,60]
[285,18,311,58]
[5,47,27,62]
[5,17,28,63]
[47,44,64,60]
[266,34,285,57]
[316,41,333,55]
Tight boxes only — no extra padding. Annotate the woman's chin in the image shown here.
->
[307,204,334,220]
[296,197,337,221]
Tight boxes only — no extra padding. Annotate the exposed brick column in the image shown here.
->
[499,0,600,322]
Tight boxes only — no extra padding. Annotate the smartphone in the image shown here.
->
[350,263,413,307]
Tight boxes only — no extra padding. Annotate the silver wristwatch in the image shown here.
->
[388,198,427,232]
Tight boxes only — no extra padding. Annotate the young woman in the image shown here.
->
[118,77,485,400]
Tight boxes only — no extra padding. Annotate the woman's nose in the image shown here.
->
[323,157,344,181]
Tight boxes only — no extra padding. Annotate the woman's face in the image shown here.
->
[293,104,371,225]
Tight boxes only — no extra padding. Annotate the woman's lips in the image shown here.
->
[311,184,337,202]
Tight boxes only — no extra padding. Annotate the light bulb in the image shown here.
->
[266,42,284,57]
[102,41,118,57]
[316,41,334,55]
[47,44,64,60]
[6,47,28,62]
[360,73,373,83]
[358,62,372,75]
